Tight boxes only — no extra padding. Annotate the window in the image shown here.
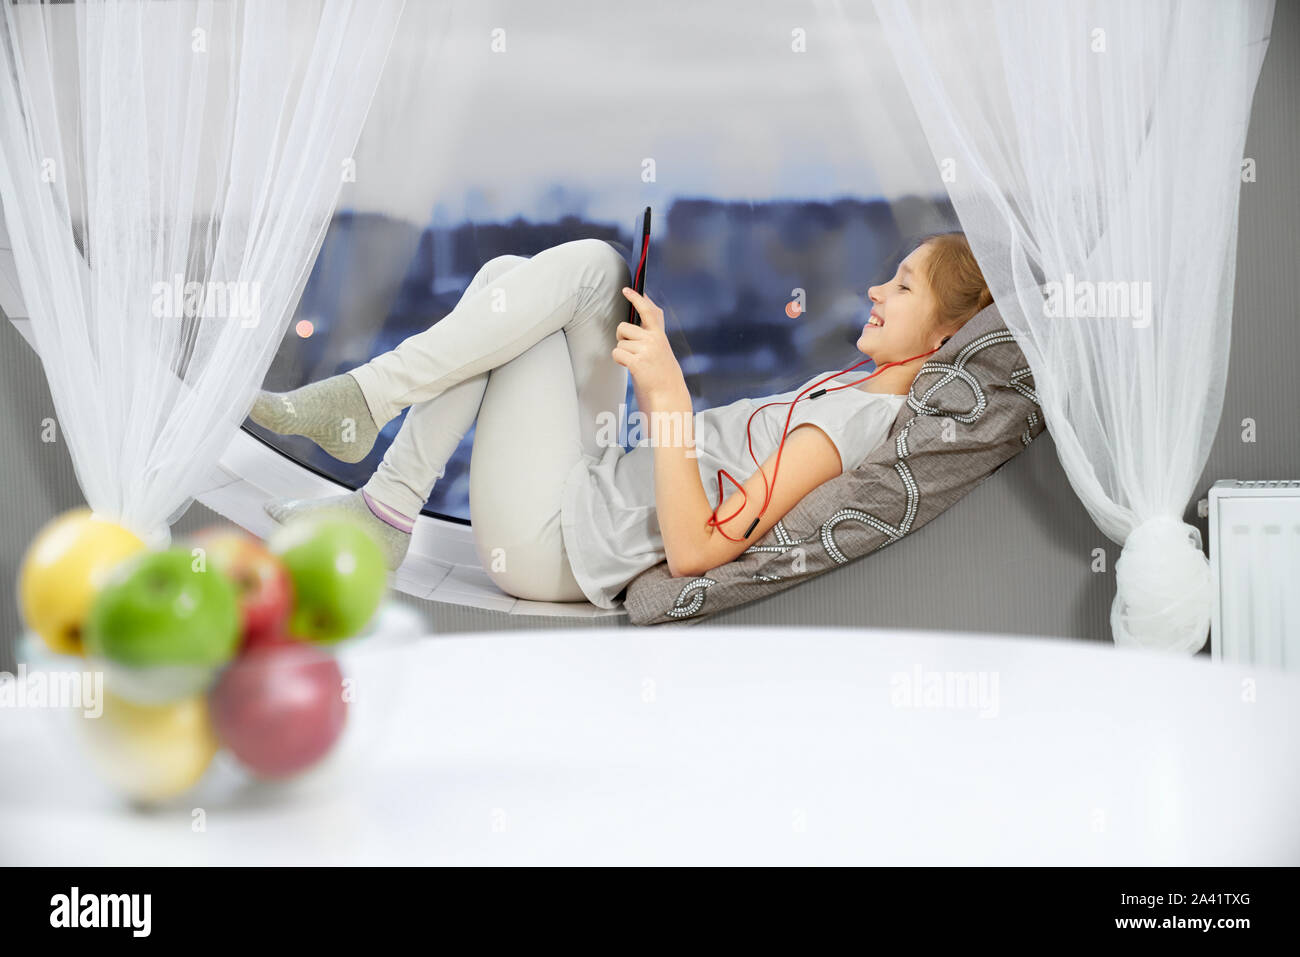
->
[238,2,959,532]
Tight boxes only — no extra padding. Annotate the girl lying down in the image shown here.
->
[250,232,992,609]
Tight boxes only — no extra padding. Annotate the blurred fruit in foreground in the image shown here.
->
[209,642,348,779]
[268,515,387,644]
[84,549,241,703]
[18,509,147,657]
[79,691,219,802]
[190,526,295,650]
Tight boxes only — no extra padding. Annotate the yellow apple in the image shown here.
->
[78,691,219,803]
[18,508,146,657]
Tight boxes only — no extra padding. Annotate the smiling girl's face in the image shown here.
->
[856,243,947,365]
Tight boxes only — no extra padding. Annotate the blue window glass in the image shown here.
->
[245,196,957,523]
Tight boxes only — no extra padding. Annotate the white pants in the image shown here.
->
[349,238,632,602]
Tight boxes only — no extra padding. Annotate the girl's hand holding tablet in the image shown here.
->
[613,288,689,413]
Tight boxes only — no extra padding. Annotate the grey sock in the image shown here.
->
[263,490,411,571]
[249,373,382,464]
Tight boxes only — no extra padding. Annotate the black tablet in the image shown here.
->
[627,206,651,325]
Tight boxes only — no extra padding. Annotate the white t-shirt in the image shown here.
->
[560,372,907,609]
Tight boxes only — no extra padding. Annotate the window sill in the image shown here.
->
[197,429,628,619]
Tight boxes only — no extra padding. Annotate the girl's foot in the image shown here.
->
[263,490,413,571]
[249,373,381,464]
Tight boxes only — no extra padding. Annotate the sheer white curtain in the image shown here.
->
[851,0,1274,650]
[0,0,404,546]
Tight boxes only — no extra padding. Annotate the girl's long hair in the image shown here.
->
[915,231,994,337]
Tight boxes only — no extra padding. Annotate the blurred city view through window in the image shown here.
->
[248,194,956,523]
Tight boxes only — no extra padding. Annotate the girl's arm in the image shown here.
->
[668,421,842,578]
[637,381,711,577]
[615,288,843,579]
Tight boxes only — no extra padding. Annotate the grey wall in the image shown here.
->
[2,2,1297,663]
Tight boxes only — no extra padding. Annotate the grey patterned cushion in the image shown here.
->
[621,302,1044,625]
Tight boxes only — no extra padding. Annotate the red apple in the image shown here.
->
[242,628,300,653]
[208,642,348,779]
[191,527,294,651]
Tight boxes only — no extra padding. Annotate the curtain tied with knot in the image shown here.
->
[0,0,406,546]
[1111,515,1210,653]
[855,0,1275,650]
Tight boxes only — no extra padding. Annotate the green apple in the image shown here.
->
[84,548,241,670]
[267,514,387,644]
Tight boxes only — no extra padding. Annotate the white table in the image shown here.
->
[3,609,1298,865]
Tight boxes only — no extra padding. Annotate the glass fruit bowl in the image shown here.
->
[12,600,428,811]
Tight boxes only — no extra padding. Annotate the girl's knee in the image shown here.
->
[470,254,529,291]
[563,238,630,291]
[488,253,529,270]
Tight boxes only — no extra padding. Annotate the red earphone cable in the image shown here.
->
[704,342,947,543]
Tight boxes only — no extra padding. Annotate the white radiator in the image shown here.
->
[1206,479,1300,671]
